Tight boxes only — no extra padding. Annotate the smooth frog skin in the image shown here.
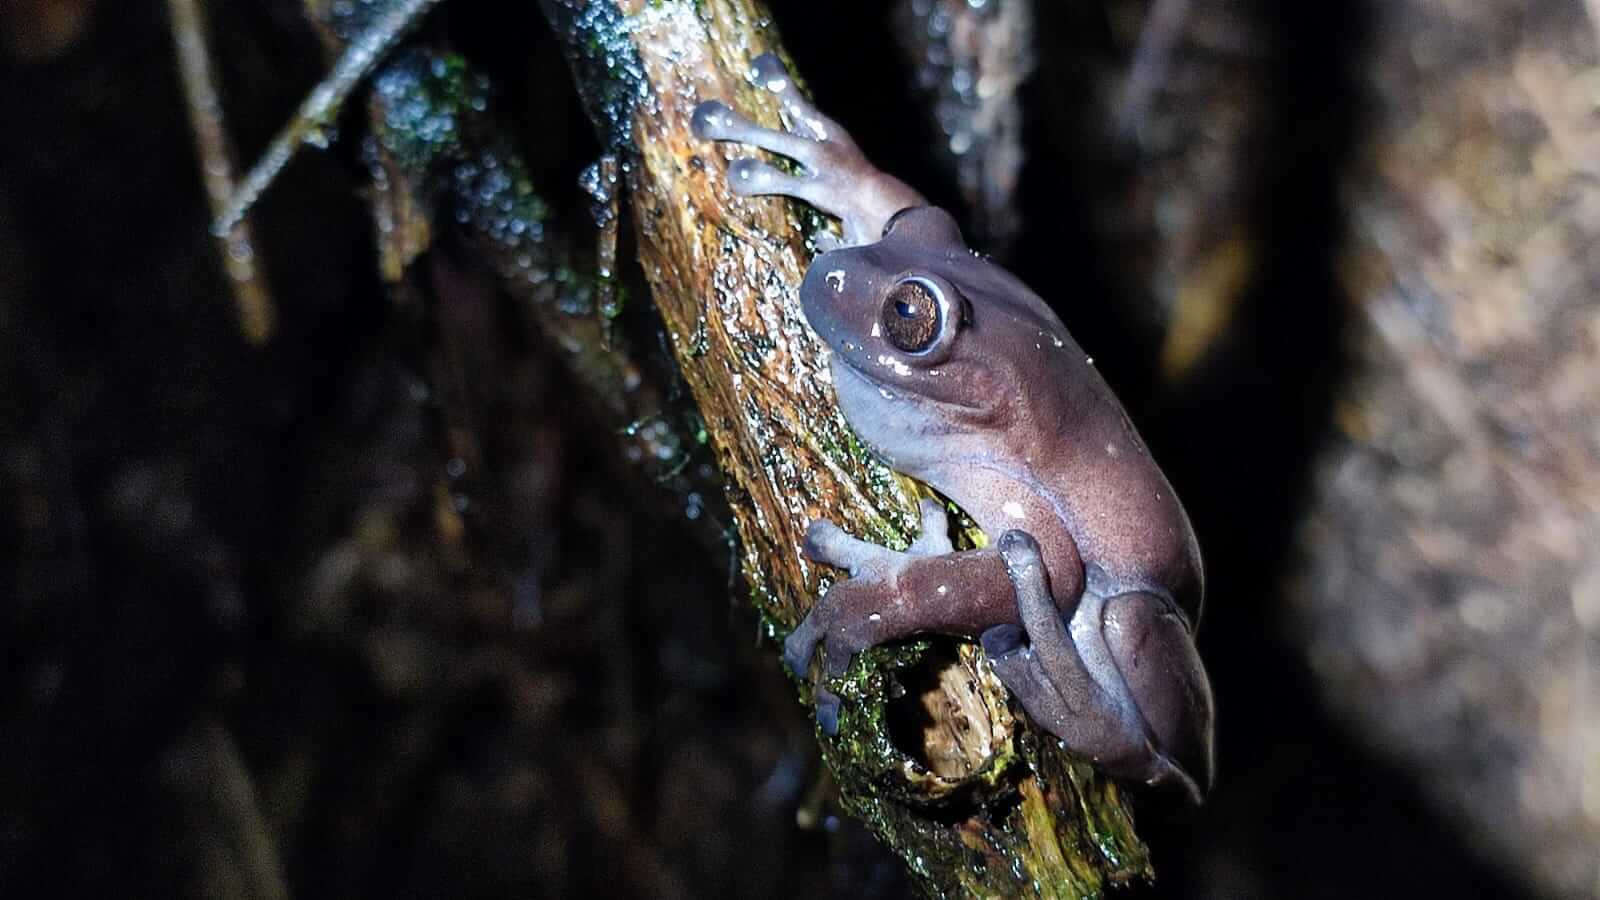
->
[692,54,1215,803]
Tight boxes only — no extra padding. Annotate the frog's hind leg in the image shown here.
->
[1102,590,1215,801]
[981,531,1170,788]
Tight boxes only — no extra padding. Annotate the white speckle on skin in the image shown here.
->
[1002,501,1025,519]
[936,585,949,596]
[825,269,847,293]
[878,387,895,400]
[1085,356,1095,365]
[876,354,911,376]
[870,322,880,337]
[1105,443,1120,457]
[868,612,882,622]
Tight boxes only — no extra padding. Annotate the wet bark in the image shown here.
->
[537,2,1150,896]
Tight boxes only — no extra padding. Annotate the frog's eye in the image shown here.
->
[881,278,944,353]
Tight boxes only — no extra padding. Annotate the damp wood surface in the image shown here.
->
[541,1,1150,896]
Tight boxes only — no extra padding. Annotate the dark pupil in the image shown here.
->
[881,281,940,352]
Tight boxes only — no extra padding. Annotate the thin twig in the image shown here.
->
[212,0,445,236]
[168,0,275,343]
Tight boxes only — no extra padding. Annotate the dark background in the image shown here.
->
[0,1,1546,898]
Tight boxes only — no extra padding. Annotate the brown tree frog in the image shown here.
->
[693,54,1215,803]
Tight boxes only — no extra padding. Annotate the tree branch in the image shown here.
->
[166,0,276,343]
[541,2,1150,895]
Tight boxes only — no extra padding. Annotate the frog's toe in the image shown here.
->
[983,642,1075,737]
[803,519,891,575]
[814,686,843,736]
[727,157,806,198]
[783,612,823,678]
[980,623,1025,658]
[690,99,746,141]
[750,51,792,88]
[749,52,834,139]
[908,499,954,555]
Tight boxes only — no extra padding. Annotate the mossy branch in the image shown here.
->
[540,1,1151,895]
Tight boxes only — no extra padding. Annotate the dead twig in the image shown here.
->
[212,0,444,236]
[167,0,275,343]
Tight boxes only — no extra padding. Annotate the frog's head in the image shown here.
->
[801,206,1064,473]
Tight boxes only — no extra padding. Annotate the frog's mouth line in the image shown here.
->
[824,348,987,416]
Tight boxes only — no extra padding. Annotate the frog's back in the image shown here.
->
[953,260,1204,618]
[1044,355,1203,617]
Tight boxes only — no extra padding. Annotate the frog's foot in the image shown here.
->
[786,500,952,674]
[982,530,1203,798]
[784,501,960,733]
[691,52,926,246]
[978,530,1089,739]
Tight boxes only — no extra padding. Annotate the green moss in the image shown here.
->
[543,0,647,156]
[372,49,484,171]
[748,577,788,641]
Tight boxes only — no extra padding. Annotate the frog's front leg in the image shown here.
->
[786,502,1086,734]
[691,53,925,246]
[786,501,1013,732]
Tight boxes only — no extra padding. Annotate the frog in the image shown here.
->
[692,53,1215,803]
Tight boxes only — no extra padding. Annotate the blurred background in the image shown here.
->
[3,0,1597,897]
